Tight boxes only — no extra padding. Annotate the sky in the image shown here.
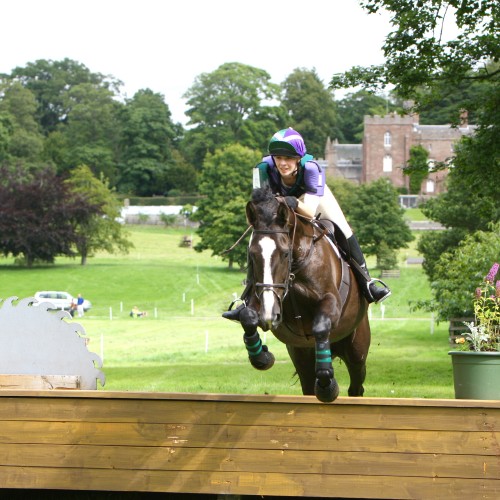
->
[1,0,394,125]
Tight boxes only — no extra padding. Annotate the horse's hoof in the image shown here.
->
[249,347,275,371]
[314,378,339,403]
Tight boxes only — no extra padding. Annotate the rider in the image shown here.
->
[222,127,391,321]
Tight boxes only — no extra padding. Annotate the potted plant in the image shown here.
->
[449,262,500,399]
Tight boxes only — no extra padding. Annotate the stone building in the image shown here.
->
[324,112,475,198]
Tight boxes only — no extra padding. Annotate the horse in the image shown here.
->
[237,187,371,403]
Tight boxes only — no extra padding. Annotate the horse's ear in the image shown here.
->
[276,201,290,227]
[246,201,256,225]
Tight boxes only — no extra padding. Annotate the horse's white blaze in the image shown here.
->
[259,237,277,320]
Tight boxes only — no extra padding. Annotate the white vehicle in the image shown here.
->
[33,291,92,312]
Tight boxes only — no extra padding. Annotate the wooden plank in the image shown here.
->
[0,374,80,390]
[0,467,498,498]
[0,392,497,497]
[0,443,497,480]
[0,420,497,456]
[0,395,498,432]
[1,390,500,408]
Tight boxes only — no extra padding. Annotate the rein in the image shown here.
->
[221,224,253,255]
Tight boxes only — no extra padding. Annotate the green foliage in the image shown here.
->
[182,62,283,165]
[417,228,466,282]
[415,223,500,322]
[0,81,44,164]
[403,145,429,194]
[118,89,178,195]
[58,83,122,181]
[4,59,187,196]
[336,90,397,143]
[331,1,498,105]
[334,0,499,300]
[280,68,341,156]
[326,176,360,215]
[10,58,120,135]
[65,165,133,265]
[376,241,398,270]
[160,213,177,227]
[194,143,260,269]
[347,178,414,268]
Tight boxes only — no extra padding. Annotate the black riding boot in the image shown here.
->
[222,265,253,322]
[345,235,391,304]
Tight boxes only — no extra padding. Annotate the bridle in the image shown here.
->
[251,203,317,309]
[252,227,295,310]
[223,196,323,314]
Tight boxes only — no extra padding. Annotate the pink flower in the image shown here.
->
[485,262,499,283]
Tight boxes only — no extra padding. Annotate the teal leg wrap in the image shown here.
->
[243,332,275,371]
[246,337,263,357]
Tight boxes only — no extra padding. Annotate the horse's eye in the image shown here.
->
[282,251,289,261]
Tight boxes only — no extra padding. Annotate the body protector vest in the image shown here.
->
[253,155,325,198]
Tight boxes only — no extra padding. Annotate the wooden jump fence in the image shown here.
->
[0,390,498,499]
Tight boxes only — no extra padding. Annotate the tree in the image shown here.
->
[326,177,360,215]
[280,68,341,156]
[55,82,123,182]
[118,89,177,195]
[336,90,396,143]
[65,165,133,265]
[347,178,413,268]
[331,0,499,288]
[182,63,284,166]
[415,223,500,322]
[0,166,99,266]
[10,58,121,135]
[331,1,498,107]
[403,145,429,194]
[193,144,260,269]
[0,81,44,164]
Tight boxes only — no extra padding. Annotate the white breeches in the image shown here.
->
[300,184,353,238]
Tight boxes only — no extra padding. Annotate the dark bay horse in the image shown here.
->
[238,188,371,403]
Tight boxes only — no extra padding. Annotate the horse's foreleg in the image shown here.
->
[240,307,275,371]
[313,294,340,403]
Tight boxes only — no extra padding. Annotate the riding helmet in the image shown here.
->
[268,128,306,158]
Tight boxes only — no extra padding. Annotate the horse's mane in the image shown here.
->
[250,187,282,227]
[251,187,276,205]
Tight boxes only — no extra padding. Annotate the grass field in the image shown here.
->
[0,224,455,399]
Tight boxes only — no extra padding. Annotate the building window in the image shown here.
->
[383,155,393,172]
[426,179,435,193]
[384,132,391,147]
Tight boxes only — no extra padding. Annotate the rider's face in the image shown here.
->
[273,156,299,180]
